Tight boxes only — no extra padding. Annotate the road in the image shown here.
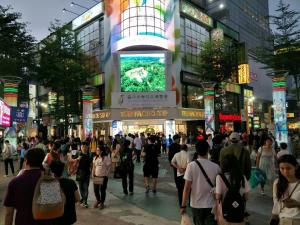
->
[0,154,273,225]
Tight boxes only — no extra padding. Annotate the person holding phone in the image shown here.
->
[271,155,300,225]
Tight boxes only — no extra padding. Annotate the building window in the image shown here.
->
[180,17,209,69]
[76,19,104,74]
[182,84,204,109]
[120,0,165,38]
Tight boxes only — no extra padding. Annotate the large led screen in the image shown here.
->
[120,53,166,92]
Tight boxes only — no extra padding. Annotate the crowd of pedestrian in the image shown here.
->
[2,129,300,225]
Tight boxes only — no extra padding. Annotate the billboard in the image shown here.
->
[11,107,28,123]
[0,99,11,127]
[120,53,166,92]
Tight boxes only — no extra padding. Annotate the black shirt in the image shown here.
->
[77,152,92,177]
[144,144,160,166]
[54,178,78,225]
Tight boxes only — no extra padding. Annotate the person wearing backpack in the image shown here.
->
[3,148,51,225]
[215,154,250,225]
[50,160,80,225]
[180,140,221,225]
[2,140,15,177]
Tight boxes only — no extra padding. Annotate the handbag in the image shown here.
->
[93,176,104,185]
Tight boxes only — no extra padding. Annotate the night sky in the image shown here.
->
[1,0,300,41]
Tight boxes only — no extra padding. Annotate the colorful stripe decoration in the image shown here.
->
[204,88,215,100]
[82,92,93,103]
[4,83,18,107]
[272,77,286,92]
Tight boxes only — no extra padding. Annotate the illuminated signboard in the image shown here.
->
[204,88,215,135]
[219,113,241,121]
[0,99,11,127]
[287,113,295,118]
[224,83,241,94]
[181,0,213,28]
[72,2,103,30]
[238,64,250,84]
[244,89,253,98]
[120,53,165,92]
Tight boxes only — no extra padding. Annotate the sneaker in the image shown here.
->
[80,199,83,204]
[261,191,265,195]
[94,201,100,208]
[152,189,157,193]
[99,203,104,210]
[123,190,128,195]
[129,192,134,195]
[3,175,8,178]
[83,203,89,208]
[145,185,150,193]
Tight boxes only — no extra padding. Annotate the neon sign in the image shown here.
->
[219,113,241,121]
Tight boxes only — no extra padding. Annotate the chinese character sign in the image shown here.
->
[238,64,250,84]
[204,88,215,135]
[272,77,288,144]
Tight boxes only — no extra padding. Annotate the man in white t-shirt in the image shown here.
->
[180,140,220,225]
[134,134,142,163]
[171,144,188,207]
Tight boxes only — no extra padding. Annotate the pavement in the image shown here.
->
[0,154,273,225]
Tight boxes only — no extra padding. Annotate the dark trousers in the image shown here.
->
[175,175,185,206]
[121,168,134,193]
[19,158,24,170]
[93,177,108,203]
[4,158,14,175]
[191,207,216,225]
[135,150,141,163]
[78,177,90,204]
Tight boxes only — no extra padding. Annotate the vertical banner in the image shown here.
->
[82,92,93,138]
[165,120,176,138]
[4,83,18,107]
[272,77,288,144]
[204,87,215,135]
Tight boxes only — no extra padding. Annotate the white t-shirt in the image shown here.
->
[134,137,142,150]
[215,173,250,199]
[171,150,188,176]
[184,158,221,208]
[277,150,290,159]
[126,136,134,148]
[272,179,300,219]
[93,156,111,177]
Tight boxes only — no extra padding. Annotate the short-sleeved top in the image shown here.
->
[171,150,188,176]
[93,156,111,177]
[3,169,53,225]
[216,173,250,200]
[184,158,221,208]
[272,179,300,219]
[53,178,78,225]
[77,152,92,177]
[144,144,160,166]
[134,138,142,150]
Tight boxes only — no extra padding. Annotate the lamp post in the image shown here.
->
[70,2,89,10]
[62,8,80,16]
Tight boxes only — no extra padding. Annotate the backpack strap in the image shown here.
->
[220,173,231,189]
[288,181,300,198]
[195,160,214,188]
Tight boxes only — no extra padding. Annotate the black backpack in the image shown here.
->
[220,174,245,223]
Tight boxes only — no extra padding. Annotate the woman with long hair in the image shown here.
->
[92,146,111,209]
[256,136,277,195]
[271,154,300,225]
[216,154,250,225]
[42,141,61,169]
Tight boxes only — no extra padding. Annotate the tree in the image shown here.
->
[255,0,300,103]
[0,5,36,102]
[35,21,90,135]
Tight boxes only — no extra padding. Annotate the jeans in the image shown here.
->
[94,177,108,203]
[78,176,90,204]
[191,207,216,225]
[175,175,185,206]
[121,168,134,193]
[4,158,14,175]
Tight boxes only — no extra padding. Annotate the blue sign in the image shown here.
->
[11,107,28,123]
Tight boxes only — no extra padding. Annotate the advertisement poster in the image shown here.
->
[272,77,288,144]
[204,88,215,135]
[11,107,28,123]
[0,99,11,127]
[83,101,93,138]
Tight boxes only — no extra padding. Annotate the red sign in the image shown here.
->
[219,113,241,121]
[0,99,11,127]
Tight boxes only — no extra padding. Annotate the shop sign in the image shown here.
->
[0,99,11,127]
[181,1,213,28]
[11,107,28,123]
[180,109,204,119]
[287,113,295,118]
[224,83,241,94]
[238,64,250,84]
[93,111,111,120]
[181,72,202,86]
[243,89,253,98]
[219,113,241,121]
[72,2,103,30]
[111,91,176,108]
[120,110,168,119]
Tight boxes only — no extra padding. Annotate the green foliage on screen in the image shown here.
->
[120,54,165,92]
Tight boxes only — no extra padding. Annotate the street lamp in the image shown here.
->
[62,8,80,16]
[70,2,89,10]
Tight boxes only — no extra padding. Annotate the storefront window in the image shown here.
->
[76,19,104,74]
[182,85,204,109]
[220,92,240,113]
[180,17,209,68]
